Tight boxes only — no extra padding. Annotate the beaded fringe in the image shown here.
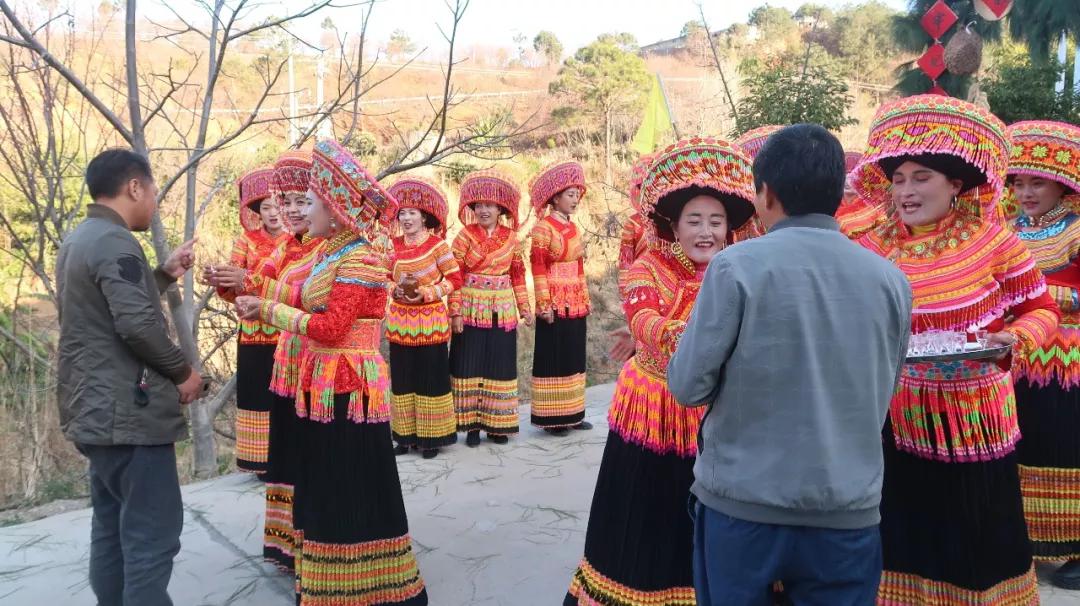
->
[270,332,304,396]
[607,359,703,458]
[296,353,391,424]
[891,364,1018,462]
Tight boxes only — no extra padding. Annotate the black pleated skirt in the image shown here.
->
[531,315,588,428]
[565,431,697,605]
[389,342,457,449]
[292,393,428,605]
[263,392,301,571]
[877,420,1038,603]
[449,317,521,435]
[235,343,276,475]
[1015,378,1080,560]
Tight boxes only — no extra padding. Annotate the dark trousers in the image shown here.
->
[692,501,881,606]
[78,444,183,606]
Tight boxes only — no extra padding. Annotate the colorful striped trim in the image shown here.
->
[877,565,1039,605]
[567,557,696,606]
[458,273,519,331]
[531,373,587,428]
[1020,464,1080,560]
[385,301,451,346]
[296,534,425,605]
[1015,321,1080,389]
[391,392,457,445]
[270,332,305,397]
[452,376,520,434]
[892,362,1018,462]
[235,409,270,468]
[264,483,296,566]
[607,358,704,459]
[295,319,391,424]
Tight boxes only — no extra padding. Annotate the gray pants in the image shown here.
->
[78,444,183,606]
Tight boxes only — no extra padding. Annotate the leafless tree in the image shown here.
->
[0,0,538,479]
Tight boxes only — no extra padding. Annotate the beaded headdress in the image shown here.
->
[272,150,313,198]
[237,167,274,233]
[459,170,522,229]
[850,94,1010,222]
[1005,120,1080,217]
[636,136,757,241]
[734,124,783,160]
[387,176,450,236]
[310,139,396,239]
[528,161,587,213]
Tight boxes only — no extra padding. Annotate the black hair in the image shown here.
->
[468,202,509,216]
[651,185,753,241]
[421,211,441,230]
[1005,173,1076,196]
[879,153,986,193]
[752,123,845,217]
[86,148,153,200]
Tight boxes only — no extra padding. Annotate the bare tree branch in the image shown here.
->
[0,1,133,142]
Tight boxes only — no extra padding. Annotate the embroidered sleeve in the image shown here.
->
[617,216,644,301]
[994,230,1048,305]
[258,252,387,343]
[421,240,463,302]
[622,261,682,356]
[530,221,554,313]
[448,232,470,316]
[1048,284,1080,313]
[247,274,303,307]
[511,235,532,317]
[1007,291,1060,358]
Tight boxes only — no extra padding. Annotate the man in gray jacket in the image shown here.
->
[668,124,912,605]
[56,148,201,606]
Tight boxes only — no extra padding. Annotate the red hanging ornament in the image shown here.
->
[918,43,947,80]
[974,0,1012,20]
[921,0,958,41]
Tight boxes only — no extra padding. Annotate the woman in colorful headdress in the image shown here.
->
[449,170,532,447]
[386,176,462,460]
[1006,120,1080,590]
[565,136,758,606]
[210,167,285,476]
[207,150,324,571]
[851,95,1060,605]
[528,161,592,434]
[235,140,428,605]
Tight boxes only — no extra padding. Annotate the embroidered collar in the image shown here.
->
[310,234,368,278]
[1016,211,1077,240]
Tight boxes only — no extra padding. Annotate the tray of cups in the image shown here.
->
[905,330,1010,363]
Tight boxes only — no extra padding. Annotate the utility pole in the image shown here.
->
[288,40,299,145]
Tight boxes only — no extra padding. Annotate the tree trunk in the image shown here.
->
[604,107,612,185]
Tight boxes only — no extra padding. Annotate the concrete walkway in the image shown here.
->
[1,384,1078,605]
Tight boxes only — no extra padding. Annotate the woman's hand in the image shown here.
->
[203,264,247,289]
[987,331,1019,360]
[451,315,464,334]
[235,295,262,320]
[538,310,555,324]
[522,313,534,328]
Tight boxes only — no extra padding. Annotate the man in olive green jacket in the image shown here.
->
[56,148,202,606]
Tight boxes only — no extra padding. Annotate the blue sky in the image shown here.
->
[140,0,910,58]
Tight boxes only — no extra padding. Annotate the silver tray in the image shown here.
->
[906,344,1011,364]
